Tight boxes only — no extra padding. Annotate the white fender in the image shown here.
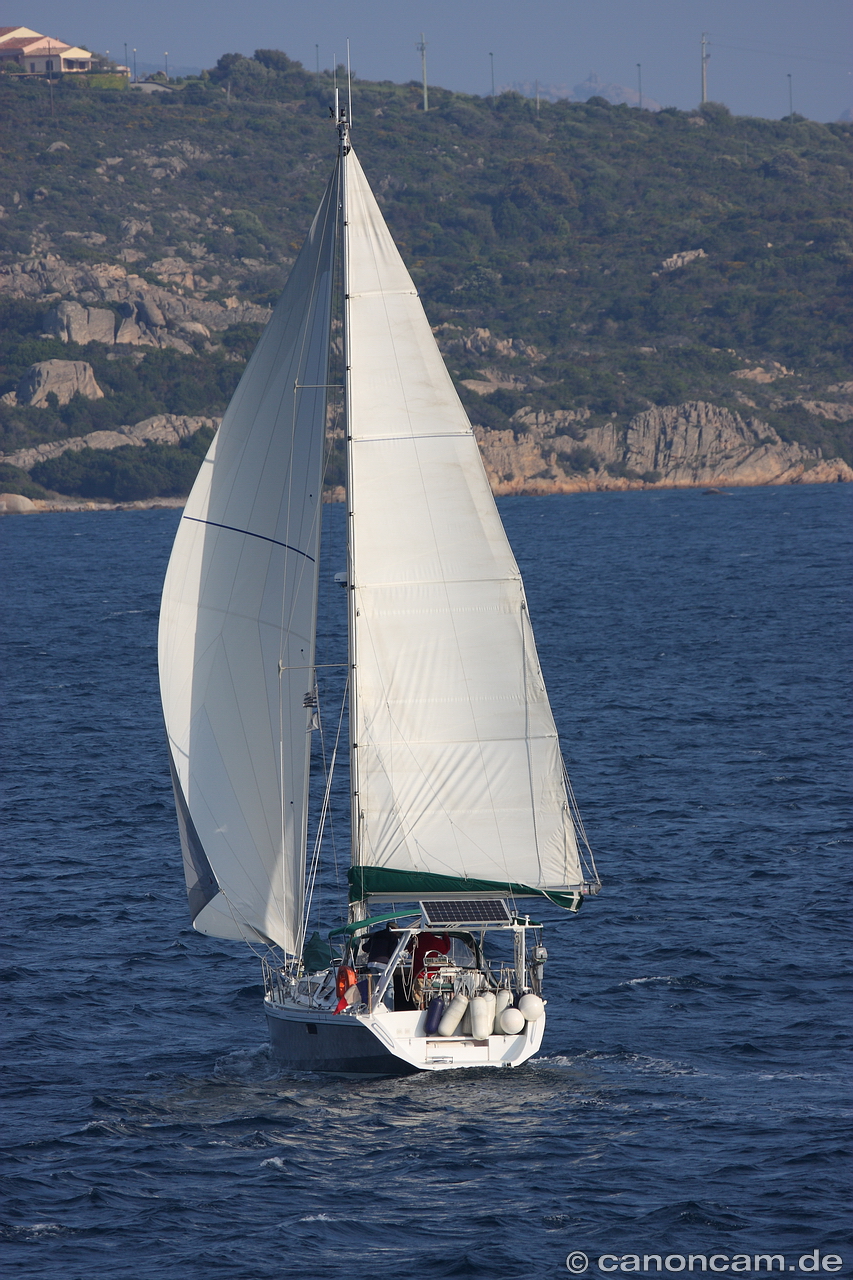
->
[500,1006,525,1034]
[493,988,513,1033]
[518,994,545,1022]
[470,995,492,1039]
[437,992,468,1037]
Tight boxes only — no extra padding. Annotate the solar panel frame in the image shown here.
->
[420,899,511,927]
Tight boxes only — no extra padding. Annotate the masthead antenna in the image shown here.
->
[332,50,350,154]
[346,39,353,127]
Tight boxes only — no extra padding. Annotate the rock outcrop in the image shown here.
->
[474,401,853,494]
[0,414,220,472]
[435,324,543,363]
[0,493,37,514]
[44,301,117,346]
[797,399,853,422]
[2,360,104,408]
[733,361,793,383]
[661,248,707,272]
[0,254,271,353]
[612,402,827,485]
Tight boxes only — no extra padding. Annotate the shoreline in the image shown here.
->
[2,471,850,516]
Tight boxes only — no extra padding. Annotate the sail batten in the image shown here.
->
[159,160,341,953]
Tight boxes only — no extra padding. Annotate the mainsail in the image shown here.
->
[158,161,340,953]
[343,150,593,903]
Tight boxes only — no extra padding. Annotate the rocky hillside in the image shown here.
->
[0,54,851,503]
[474,399,852,492]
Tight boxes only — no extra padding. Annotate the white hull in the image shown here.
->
[265,1000,545,1075]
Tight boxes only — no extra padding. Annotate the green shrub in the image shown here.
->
[560,446,599,472]
[30,428,215,500]
[0,461,53,498]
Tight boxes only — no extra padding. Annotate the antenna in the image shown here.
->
[701,32,709,105]
[417,33,428,111]
[346,40,352,126]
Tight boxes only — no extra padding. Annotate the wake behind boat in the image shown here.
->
[158,106,600,1075]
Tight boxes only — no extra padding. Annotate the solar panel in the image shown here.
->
[421,899,511,927]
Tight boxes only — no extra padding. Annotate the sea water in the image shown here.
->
[1,484,851,1279]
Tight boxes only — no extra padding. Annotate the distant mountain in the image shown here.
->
[573,72,661,111]
[506,72,661,111]
[504,80,574,104]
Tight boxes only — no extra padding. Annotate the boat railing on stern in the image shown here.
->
[262,957,286,1005]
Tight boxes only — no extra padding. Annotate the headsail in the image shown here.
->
[344,149,597,904]
[159,161,340,952]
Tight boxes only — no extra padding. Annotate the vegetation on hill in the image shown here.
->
[0,51,851,499]
[29,427,216,501]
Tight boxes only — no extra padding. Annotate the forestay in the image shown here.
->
[158,161,340,953]
[345,151,587,898]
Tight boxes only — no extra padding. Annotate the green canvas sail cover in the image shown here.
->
[348,866,585,913]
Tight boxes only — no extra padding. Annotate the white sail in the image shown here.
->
[159,163,340,952]
[345,150,587,897]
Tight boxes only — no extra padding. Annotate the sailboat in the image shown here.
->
[158,108,600,1074]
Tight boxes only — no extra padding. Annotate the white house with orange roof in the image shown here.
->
[0,26,94,73]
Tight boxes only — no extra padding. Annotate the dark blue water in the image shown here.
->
[2,485,851,1279]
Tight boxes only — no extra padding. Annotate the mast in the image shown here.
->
[338,106,362,921]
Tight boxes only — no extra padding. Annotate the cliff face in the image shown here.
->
[1,254,850,499]
[475,401,853,494]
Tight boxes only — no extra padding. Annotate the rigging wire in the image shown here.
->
[301,681,348,950]
[562,758,599,887]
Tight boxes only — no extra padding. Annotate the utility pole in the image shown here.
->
[787,72,793,122]
[535,78,540,116]
[489,51,495,106]
[316,44,320,88]
[124,42,128,76]
[637,62,642,110]
[417,33,428,111]
[164,51,168,80]
[47,40,54,115]
[701,33,709,105]
[132,48,137,82]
